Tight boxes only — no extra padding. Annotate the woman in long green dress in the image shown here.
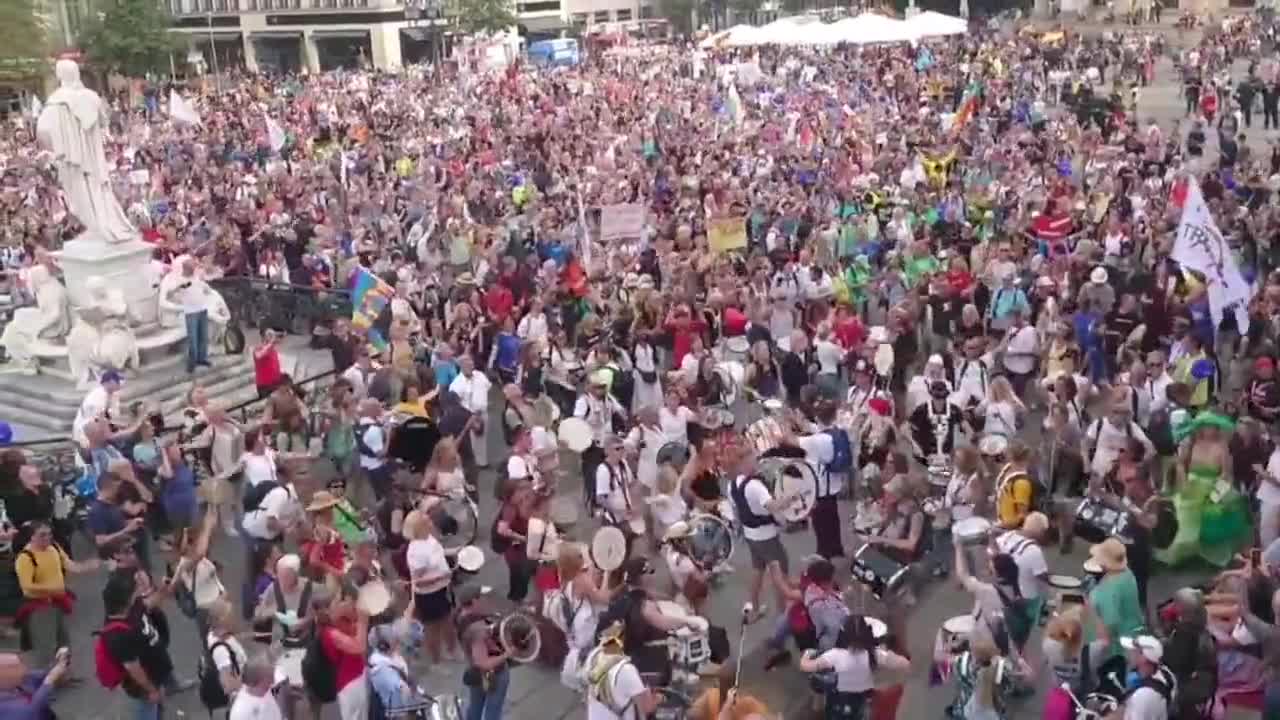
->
[1154,413,1252,567]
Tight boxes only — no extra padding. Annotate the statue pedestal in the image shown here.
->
[59,235,156,325]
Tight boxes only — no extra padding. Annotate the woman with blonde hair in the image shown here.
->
[422,436,468,499]
[403,507,458,664]
[949,632,1022,720]
[976,376,1025,439]
[204,597,250,700]
[552,543,613,691]
[1039,607,1108,720]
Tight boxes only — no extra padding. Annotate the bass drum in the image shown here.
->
[389,417,443,473]
[686,513,735,572]
[428,494,479,551]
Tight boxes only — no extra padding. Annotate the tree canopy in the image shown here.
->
[0,0,50,80]
[453,0,517,36]
[79,0,181,77]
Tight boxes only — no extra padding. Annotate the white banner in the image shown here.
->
[168,90,201,125]
[600,203,645,242]
[1172,177,1253,333]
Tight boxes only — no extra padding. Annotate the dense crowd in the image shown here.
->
[8,7,1280,720]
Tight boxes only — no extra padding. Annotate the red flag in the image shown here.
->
[1170,177,1189,210]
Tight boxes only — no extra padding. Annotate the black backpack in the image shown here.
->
[243,480,281,513]
[302,627,338,703]
[593,587,639,645]
[198,640,239,712]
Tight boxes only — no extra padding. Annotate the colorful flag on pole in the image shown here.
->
[265,113,286,153]
[168,90,201,125]
[350,267,394,354]
[1172,177,1253,333]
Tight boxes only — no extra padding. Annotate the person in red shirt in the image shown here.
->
[665,304,707,370]
[301,491,346,589]
[832,304,867,351]
[484,277,515,326]
[314,586,370,719]
[253,328,283,399]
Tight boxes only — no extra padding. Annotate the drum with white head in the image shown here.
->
[758,457,817,523]
[557,418,594,453]
[722,336,750,364]
[654,600,711,667]
[951,517,993,546]
[940,615,975,653]
[685,512,735,571]
[1047,574,1086,612]
[590,526,628,573]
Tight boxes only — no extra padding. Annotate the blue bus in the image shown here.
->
[527,38,580,67]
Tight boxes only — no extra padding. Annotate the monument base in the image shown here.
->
[58,235,157,325]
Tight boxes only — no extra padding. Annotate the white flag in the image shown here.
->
[28,95,42,120]
[726,83,745,126]
[168,90,201,125]
[1172,177,1253,333]
[265,113,286,152]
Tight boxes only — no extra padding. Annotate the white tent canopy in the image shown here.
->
[703,12,932,47]
[904,11,968,38]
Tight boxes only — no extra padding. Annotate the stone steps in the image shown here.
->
[0,352,256,436]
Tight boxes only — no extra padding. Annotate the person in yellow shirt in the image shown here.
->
[15,520,99,667]
[995,442,1037,530]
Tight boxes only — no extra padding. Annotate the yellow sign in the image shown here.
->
[708,216,747,254]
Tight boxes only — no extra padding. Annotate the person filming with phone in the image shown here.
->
[165,257,212,375]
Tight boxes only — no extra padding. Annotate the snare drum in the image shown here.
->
[722,336,750,363]
[1073,497,1133,544]
[940,615,975,653]
[654,601,710,666]
[1047,574,1086,612]
[686,513,735,571]
[951,517,992,546]
[745,417,784,455]
[851,543,910,599]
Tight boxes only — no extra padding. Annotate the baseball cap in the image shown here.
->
[455,585,492,606]
[1120,635,1163,664]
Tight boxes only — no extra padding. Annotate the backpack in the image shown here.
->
[355,421,380,459]
[593,589,638,645]
[490,503,513,554]
[198,640,239,711]
[544,583,583,636]
[94,620,133,689]
[824,428,853,475]
[586,654,636,717]
[302,627,338,703]
[243,480,281,513]
[999,465,1047,516]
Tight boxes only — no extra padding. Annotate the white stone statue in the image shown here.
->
[36,59,137,244]
[157,256,230,351]
[0,266,70,374]
[67,276,140,388]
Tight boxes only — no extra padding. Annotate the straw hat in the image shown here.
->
[1089,537,1128,573]
[306,490,341,513]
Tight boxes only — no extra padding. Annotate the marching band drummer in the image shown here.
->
[781,400,849,560]
[659,522,711,616]
[727,442,799,623]
[554,544,613,693]
[595,436,643,551]
[625,407,666,496]
[576,371,629,505]
[908,381,970,467]
[845,360,889,433]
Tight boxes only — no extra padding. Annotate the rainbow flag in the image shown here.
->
[350,267,394,354]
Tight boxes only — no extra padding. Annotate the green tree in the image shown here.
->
[452,0,517,36]
[658,0,696,34]
[0,0,49,79]
[79,0,180,77]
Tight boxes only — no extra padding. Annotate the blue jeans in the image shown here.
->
[185,310,208,371]
[127,696,161,720]
[465,666,510,720]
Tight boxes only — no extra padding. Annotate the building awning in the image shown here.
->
[175,30,243,42]
[250,31,304,39]
[310,29,371,39]
[519,15,569,32]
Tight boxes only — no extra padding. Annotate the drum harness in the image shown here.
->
[599,460,636,527]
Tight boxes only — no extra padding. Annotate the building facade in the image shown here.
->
[168,0,655,73]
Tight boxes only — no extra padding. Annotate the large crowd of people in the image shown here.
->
[5,6,1280,720]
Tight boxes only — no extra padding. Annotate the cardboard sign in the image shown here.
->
[600,203,645,242]
[708,215,747,254]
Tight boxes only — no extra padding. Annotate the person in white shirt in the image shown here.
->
[624,407,665,492]
[993,513,1051,649]
[1120,636,1172,720]
[206,599,250,700]
[952,336,995,411]
[575,371,627,495]
[242,434,299,544]
[227,656,284,720]
[906,355,951,415]
[1257,443,1280,548]
[1145,351,1175,416]
[340,351,374,402]
[165,258,212,374]
[595,437,639,533]
[976,376,1025,439]
[790,401,845,559]
[242,432,280,488]
[355,399,391,501]
[726,444,796,622]
[72,370,124,448]
[657,392,695,447]
[1001,312,1039,399]
[813,324,845,399]
[516,297,549,347]
[586,624,658,720]
[1084,399,1155,480]
[798,616,911,710]
[450,354,494,469]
